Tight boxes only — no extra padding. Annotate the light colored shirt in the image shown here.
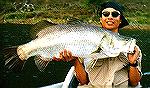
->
[78,45,142,88]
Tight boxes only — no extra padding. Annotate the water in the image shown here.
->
[0,23,150,88]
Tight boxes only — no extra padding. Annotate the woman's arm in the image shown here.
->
[72,58,89,85]
[128,65,141,86]
[128,47,141,86]
[53,49,89,85]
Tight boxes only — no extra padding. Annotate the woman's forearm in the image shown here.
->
[129,66,141,86]
[72,58,89,85]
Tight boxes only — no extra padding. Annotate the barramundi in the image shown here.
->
[3,23,136,72]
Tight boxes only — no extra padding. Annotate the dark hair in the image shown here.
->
[99,1,129,28]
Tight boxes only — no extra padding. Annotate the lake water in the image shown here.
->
[0,23,150,88]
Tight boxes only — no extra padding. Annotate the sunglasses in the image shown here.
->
[102,11,120,18]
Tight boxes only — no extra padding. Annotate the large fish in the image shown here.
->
[3,23,136,72]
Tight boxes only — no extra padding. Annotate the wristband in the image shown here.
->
[129,61,138,67]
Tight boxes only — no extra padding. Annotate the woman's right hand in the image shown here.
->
[52,49,75,62]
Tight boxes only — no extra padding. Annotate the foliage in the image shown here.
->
[1,0,150,26]
[81,0,109,14]
[5,12,36,19]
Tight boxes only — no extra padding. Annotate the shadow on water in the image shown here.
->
[0,23,150,88]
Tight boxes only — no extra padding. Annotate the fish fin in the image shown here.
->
[67,18,85,24]
[3,46,26,72]
[34,20,57,38]
[34,55,51,72]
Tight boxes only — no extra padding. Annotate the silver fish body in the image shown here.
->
[5,23,136,71]
[18,24,104,60]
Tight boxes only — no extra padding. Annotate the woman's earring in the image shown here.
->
[120,20,122,24]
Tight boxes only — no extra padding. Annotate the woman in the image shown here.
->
[53,1,142,88]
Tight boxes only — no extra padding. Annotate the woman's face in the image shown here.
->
[100,8,121,32]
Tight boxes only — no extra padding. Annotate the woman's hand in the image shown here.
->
[52,49,74,62]
[128,46,141,86]
[127,46,139,64]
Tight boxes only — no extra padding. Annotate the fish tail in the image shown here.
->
[3,46,26,72]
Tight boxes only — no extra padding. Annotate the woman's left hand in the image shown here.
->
[127,46,139,64]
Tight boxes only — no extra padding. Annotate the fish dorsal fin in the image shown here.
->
[32,20,56,38]
[34,55,51,71]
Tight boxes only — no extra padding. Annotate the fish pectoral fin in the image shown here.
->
[34,55,51,72]
[90,51,111,59]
